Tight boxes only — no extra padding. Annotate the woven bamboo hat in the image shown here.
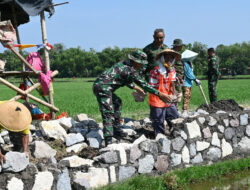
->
[0,101,31,132]
[156,48,181,61]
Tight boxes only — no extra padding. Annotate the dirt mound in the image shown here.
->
[197,99,243,114]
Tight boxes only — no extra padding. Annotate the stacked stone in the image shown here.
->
[0,110,249,189]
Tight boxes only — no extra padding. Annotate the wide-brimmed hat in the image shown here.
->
[128,49,148,65]
[172,39,184,47]
[0,101,32,132]
[156,48,181,61]
[182,50,198,62]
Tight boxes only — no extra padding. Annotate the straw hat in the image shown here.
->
[0,101,32,132]
[156,48,181,61]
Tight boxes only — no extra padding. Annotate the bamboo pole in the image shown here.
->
[40,11,55,119]
[10,70,58,101]
[0,77,59,112]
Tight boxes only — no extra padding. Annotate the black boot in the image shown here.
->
[105,136,112,146]
[114,127,127,137]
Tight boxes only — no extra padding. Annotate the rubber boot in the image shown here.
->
[105,136,112,147]
[113,127,127,137]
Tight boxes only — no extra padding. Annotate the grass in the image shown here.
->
[0,78,250,121]
[97,157,250,190]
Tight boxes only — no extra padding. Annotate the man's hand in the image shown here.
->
[195,79,201,85]
[134,86,145,95]
[0,151,6,165]
[159,92,172,102]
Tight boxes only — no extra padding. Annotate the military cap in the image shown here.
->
[128,49,148,65]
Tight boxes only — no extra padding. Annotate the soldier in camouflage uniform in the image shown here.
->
[207,48,221,103]
[172,39,184,99]
[143,29,168,81]
[93,50,172,146]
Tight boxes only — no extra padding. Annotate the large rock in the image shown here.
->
[159,138,171,154]
[206,147,221,161]
[59,155,93,168]
[208,116,217,126]
[185,120,201,139]
[240,114,248,126]
[57,168,71,190]
[224,128,235,140]
[109,166,116,183]
[86,129,103,148]
[182,146,190,164]
[130,145,142,163]
[94,151,118,164]
[238,137,250,152]
[196,141,210,151]
[103,144,127,165]
[217,125,225,133]
[66,143,88,153]
[155,155,169,172]
[197,117,205,125]
[133,135,147,145]
[119,166,136,181]
[2,152,29,172]
[138,155,155,173]
[65,133,84,147]
[76,113,88,123]
[139,140,158,155]
[211,132,220,147]
[170,153,182,166]
[230,119,239,127]
[221,139,233,158]
[223,119,229,127]
[73,167,109,189]
[172,137,185,151]
[191,153,203,164]
[39,120,67,141]
[58,117,75,130]
[189,143,197,157]
[246,125,250,137]
[202,127,212,139]
[7,177,24,190]
[31,141,57,159]
[32,171,54,190]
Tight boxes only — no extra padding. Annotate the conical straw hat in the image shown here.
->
[0,101,31,132]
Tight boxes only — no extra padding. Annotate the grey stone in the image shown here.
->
[3,135,10,144]
[223,119,229,127]
[230,119,239,127]
[225,128,235,140]
[88,118,99,128]
[185,120,201,139]
[197,117,205,125]
[240,114,248,126]
[221,139,233,157]
[155,155,169,172]
[236,126,245,138]
[172,118,184,124]
[217,125,225,133]
[207,147,221,161]
[94,151,118,164]
[57,168,72,190]
[59,155,93,168]
[189,143,197,157]
[48,156,57,164]
[125,121,134,127]
[143,117,151,124]
[208,116,217,126]
[191,153,203,164]
[159,138,171,154]
[73,178,90,189]
[130,145,142,163]
[133,135,147,145]
[238,137,250,152]
[69,126,88,136]
[76,113,88,122]
[86,129,103,148]
[170,153,182,166]
[246,125,250,137]
[211,132,220,147]
[58,117,75,130]
[32,171,54,190]
[216,110,227,114]
[181,146,190,164]
[172,137,185,151]
[31,141,57,159]
[109,166,116,183]
[66,143,88,153]
[180,130,187,140]
[138,155,155,173]
[155,133,167,141]
[7,177,24,190]
[119,166,136,181]
[197,109,209,115]
[232,136,238,148]
[87,138,101,148]
[139,140,158,155]
[65,133,84,146]
[202,127,212,138]
[2,152,29,172]
[196,141,210,151]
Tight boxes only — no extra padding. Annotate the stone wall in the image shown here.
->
[0,109,250,189]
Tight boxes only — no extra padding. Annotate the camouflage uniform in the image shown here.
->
[208,55,220,102]
[143,43,168,81]
[93,61,159,137]
[173,55,184,93]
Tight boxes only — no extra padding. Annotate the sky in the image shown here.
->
[1,0,250,53]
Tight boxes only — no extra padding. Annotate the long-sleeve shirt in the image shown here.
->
[208,55,220,81]
[183,61,196,87]
[94,61,159,95]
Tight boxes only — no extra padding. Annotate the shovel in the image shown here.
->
[197,83,209,106]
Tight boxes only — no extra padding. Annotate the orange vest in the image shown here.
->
[149,70,173,108]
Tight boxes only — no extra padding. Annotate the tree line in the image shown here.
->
[0,41,250,78]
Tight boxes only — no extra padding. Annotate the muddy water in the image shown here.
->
[187,170,250,190]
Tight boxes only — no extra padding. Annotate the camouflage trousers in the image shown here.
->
[208,80,218,103]
[93,83,122,137]
[182,86,192,110]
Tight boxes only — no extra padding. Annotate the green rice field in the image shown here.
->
[0,78,250,121]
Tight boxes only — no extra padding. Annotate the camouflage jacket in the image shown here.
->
[208,55,220,81]
[94,61,159,95]
[143,43,168,74]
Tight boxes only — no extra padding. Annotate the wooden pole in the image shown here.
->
[40,11,55,119]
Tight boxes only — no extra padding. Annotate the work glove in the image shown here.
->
[195,79,201,85]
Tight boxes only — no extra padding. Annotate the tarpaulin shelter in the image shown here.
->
[0,0,67,118]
